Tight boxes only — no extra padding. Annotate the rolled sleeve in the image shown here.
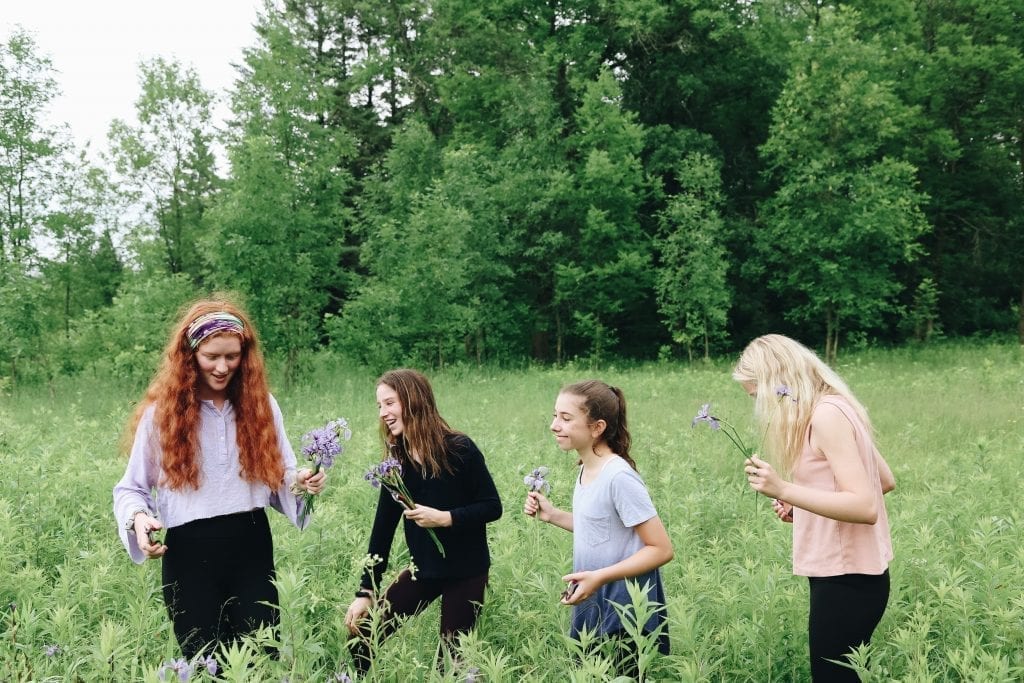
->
[112,408,159,564]
[266,395,309,530]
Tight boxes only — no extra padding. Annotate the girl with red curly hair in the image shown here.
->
[113,296,326,659]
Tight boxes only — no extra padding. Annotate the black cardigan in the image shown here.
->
[360,434,502,589]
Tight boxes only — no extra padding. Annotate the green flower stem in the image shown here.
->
[382,480,447,559]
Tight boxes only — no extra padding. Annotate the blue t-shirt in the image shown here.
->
[570,455,669,653]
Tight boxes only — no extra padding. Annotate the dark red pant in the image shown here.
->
[349,569,488,674]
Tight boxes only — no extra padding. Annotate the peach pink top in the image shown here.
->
[791,395,893,577]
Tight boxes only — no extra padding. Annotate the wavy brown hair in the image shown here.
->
[561,380,637,471]
[121,296,285,490]
[377,368,460,478]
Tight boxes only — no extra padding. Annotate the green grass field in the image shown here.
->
[2,341,1023,681]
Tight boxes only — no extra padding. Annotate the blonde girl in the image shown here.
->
[734,334,894,681]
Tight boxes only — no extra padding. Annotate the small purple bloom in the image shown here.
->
[300,419,350,470]
[158,658,193,682]
[775,385,795,400]
[523,466,551,494]
[691,403,721,430]
[465,667,482,682]
[44,644,61,657]
[331,673,353,683]
[200,654,217,675]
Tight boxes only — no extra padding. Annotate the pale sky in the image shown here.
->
[2,0,263,153]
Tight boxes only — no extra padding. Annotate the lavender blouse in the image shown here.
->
[113,394,307,564]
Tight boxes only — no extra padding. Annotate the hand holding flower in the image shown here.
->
[133,513,166,559]
[523,490,555,522]
[294,417,351,526]
[296,467,327,494]
[365,458,446,557]
[403,504,452,528]
[560,570,601,605]
[745,455,785,498]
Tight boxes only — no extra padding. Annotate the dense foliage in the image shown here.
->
[2,0,1022,383]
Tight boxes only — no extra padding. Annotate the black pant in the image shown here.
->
[162,509,278,659]
[349,569,488,675]
[808,570,890,682]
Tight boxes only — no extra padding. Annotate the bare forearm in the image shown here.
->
[780,483,879,524]
[594,545,674,585]
[543,507,574,531]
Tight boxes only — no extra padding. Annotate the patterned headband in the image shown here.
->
[186,312,245,350]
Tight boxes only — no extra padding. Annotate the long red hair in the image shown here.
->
[122,297,285,490]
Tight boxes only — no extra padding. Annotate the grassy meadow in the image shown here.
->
[1,341,1023,681]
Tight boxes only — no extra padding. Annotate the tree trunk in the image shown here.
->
[555,307,563,365]
[1019,280,1023,345]
[825,308,838,364]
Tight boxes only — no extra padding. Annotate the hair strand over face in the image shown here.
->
[732,333,872,474]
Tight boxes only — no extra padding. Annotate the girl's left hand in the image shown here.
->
[745,455,784,498]
[296,468,327,495]
[560,571,600,605]
[403,504,452,528]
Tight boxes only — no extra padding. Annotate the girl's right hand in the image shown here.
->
[133,514,167,559]
[772,498,794,523]
[344,597,372,635]
[523,491,554,522]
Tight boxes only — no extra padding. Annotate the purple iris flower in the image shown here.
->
[691,403,721,430]
[775,385,795,400]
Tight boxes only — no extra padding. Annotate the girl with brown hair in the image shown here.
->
[344,368,501,675]
[523,379,673,678]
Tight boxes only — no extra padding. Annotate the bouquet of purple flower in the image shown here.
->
[365,457,446,558]
[523,466,551,494]
[691,385,795,459]
[294,417,352,525]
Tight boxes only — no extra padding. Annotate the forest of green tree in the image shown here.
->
[1,0,1021,384]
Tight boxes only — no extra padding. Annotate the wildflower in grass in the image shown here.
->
[293,417,352,525]
[364,457,446,557]
[199,654,217,675]
[44,644,61,657]
[464,666,482,682]
[523,466,551,494]
[158,657,193,682]
[331,673,353,683]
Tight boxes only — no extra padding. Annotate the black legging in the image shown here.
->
[807,570,890,682]
[349,569,488,675]
[162,509,278,659]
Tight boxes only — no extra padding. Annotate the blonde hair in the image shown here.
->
[732,334,871,474]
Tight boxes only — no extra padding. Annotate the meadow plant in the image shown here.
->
[608,579,670,681]
[2,343,1023,679]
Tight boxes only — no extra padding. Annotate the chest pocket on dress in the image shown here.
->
[583,514,610,546]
